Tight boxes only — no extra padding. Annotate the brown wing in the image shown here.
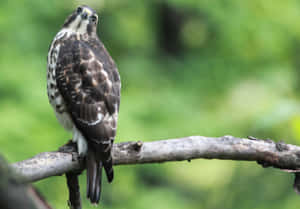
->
[55,37,120,190]
[56,37,120,142]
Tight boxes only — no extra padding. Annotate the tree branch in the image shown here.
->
[11,135,300,183]
[0,156,53,209]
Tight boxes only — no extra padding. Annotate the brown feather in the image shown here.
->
[54,36,120,204]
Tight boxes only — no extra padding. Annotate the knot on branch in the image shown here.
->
[276,141,289,152]
[132,141,143,152]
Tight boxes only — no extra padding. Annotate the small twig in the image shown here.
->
[294,173,300,195]
[59,140,83,209]
[66,173,82,209]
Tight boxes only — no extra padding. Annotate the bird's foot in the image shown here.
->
[59,139,78,153]
[58,139,81,162]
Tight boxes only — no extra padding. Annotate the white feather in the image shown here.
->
[73,127,88,156]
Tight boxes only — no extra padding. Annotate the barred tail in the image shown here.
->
[86,150,102,204]
[86,146,114,204]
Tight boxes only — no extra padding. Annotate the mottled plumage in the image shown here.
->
[47,5,120,204]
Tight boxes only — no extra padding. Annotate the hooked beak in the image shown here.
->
[81,12,88,20]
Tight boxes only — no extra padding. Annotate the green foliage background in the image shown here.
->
[1,0,300,208]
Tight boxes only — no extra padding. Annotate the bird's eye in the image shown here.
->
[77,7,82,14]
[90,15,97,22]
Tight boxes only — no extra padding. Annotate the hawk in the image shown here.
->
[47,5,121,204]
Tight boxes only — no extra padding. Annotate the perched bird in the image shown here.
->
[47,5,121,204]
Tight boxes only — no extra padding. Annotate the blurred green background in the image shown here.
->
[1,0,300,208]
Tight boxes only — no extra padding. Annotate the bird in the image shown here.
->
[47,5,121,204]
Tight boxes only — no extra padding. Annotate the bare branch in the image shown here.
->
[11,135,300,183]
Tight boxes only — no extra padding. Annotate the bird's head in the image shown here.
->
[63,5,98,36]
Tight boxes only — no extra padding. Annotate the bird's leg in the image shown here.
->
[58,139,80,163]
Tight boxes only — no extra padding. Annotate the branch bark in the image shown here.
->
[11,135,300,183]
[0,156,53,209]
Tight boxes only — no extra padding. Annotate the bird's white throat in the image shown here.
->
[56,16,89,39]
